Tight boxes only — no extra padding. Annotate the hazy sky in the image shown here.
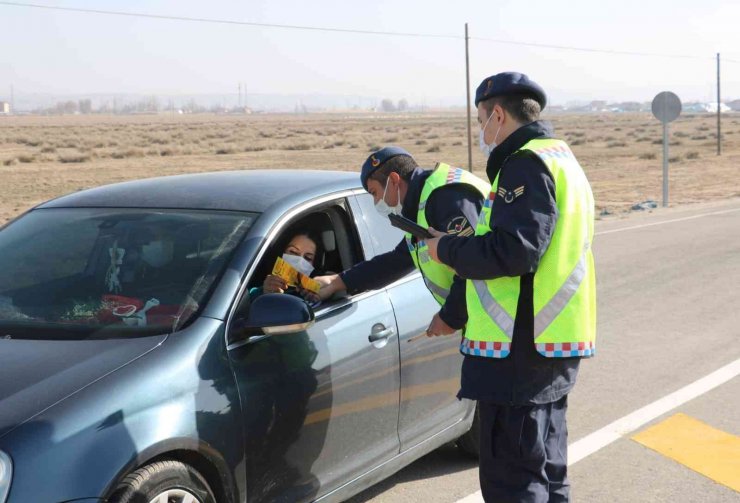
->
[2,0,740,105]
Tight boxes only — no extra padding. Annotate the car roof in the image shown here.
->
[38,169,361,213]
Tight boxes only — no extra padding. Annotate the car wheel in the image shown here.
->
[109,459,216,503]
[456,401,480,458]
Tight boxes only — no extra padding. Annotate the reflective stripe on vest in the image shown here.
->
[424,276,450,300]
[471,279,515,338]
[533,239,589,338]
[406,163,491,306]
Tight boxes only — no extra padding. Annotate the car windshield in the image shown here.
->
[0,208,256,340]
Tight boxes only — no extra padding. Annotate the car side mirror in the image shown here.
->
[235,293,315,338]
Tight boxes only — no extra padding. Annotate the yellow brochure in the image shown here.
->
[272,257,321,294]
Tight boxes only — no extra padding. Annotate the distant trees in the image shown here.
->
[78,99,92,114]
[380,99,396,112]
[380,98,409,112]
[55,101,78,114]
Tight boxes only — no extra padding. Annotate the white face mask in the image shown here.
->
[374,178,403,218]
[479,112,502,155]
[141,240,174,267]
[282,253,315,276]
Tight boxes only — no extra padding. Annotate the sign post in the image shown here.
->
[651,91,682,207]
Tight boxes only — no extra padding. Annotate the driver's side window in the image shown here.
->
[245,201,363,307]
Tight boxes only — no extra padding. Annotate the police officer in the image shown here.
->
[315,146,490,337]
[425,73,596,502]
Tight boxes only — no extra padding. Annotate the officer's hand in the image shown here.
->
[263,274,287,294]
[425,227,446,263]
[298,288,321,304]
[313,274,347,301]
[426,313,457,337]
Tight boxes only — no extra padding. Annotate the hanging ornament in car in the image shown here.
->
[105,240,126,293]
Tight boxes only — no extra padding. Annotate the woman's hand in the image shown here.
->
[263,274,288,294]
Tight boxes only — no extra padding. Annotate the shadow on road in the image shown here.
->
[346,442,478,502]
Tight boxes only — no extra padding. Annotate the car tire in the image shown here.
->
[456,401,480,458]
[109,459,216,503]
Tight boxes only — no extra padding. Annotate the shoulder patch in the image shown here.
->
[497,185,525,203]
[446,216,473,236]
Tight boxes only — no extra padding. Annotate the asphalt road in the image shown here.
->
[347,198,740,503]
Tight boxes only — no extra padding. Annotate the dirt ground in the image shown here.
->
[1,111,739,224]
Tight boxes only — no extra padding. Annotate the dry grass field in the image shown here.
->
[1,111,739,224]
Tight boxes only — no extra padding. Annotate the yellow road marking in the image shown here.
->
[632,413,740,492]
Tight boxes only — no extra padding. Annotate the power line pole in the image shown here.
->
[464,23,472,172]
[717,52,721,156]
[10,84,14,114]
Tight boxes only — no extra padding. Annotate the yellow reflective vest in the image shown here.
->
[406,163,490,305]
[462,138,596,358]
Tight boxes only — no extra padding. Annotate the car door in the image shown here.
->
[226,194,401,503]
[350,192,473,453]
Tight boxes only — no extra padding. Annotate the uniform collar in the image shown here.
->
[401,167,431,219]
[486,120,554,182]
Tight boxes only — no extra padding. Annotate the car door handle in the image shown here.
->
[369,323,395,343]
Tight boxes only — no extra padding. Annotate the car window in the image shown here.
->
[354,192,405,256]
[243,201,363,309]
[0,208,256,340]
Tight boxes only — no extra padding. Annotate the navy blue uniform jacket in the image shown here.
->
[437,121,580,405]
[340,167,483,330]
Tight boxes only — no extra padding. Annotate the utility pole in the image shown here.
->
[717,52,721,156]
[10,85,14,114]
[464,23,473,172]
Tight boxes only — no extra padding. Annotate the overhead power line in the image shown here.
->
[0,1,733,63]
[0,1,460,39]
[471,36,713,61]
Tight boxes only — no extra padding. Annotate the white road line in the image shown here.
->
[454,357,740,503]
[595,207,740,236]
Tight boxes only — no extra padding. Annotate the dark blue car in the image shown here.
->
[0,170,478,503]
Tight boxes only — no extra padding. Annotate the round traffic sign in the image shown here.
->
[652,91,682,123]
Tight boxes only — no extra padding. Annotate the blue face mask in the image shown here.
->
[374,178,402,218]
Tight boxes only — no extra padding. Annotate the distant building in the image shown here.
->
[589,100,608,112]
[0,101,9,114]
[727,100,740,112]
[687,102,733,114]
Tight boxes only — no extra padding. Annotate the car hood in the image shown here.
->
[0,334,167,439]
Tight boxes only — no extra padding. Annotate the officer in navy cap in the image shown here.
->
[424,72,596,502]
[314,146,490,339]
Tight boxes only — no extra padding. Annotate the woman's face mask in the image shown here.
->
[282,253,315,276]
[374,177,402,218]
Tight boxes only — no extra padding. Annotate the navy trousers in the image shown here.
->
[478,395,570,502]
